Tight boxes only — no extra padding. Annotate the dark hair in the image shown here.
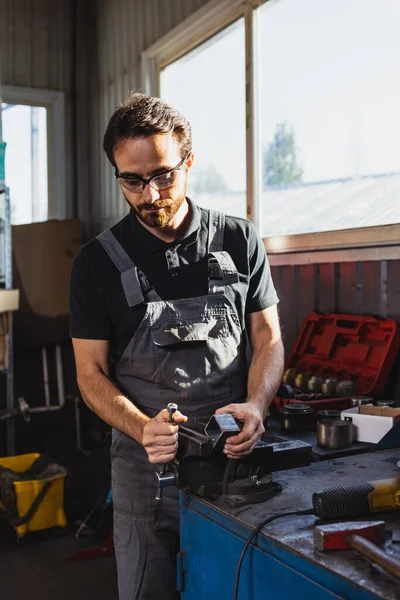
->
[103,92,192,168]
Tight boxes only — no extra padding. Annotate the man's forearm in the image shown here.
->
[246,338,284,419]
[78,370,150,444]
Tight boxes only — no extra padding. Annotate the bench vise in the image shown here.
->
[155,404,312,508]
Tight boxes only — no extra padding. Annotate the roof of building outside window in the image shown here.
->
[194,172,400,236]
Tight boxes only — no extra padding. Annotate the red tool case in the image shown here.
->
[273,312,400,413]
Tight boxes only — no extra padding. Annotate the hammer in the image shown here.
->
[314,521,400,579]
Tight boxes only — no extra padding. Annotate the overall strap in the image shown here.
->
[208,251,240,293]
[97,230,144,307]
[207,210,239,293]
[207,210,224,253]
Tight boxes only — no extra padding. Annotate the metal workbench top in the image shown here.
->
[182,449,400,599]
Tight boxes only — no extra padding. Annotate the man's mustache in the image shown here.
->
[138,202,170,210]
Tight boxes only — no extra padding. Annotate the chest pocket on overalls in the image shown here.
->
[150,314,240,401]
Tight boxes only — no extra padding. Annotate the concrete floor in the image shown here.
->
[0,524,118,600]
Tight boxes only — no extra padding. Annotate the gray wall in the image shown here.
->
[0,0,219,231]
[0,0,75,216]
[0,0,100,226]
[0,0,72,89]
[95,0,210,232]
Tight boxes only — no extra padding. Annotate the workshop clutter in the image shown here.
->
[314,520,400,580]
[0,452,67,537]
[274,312,399,414]
[342,404,400,444]
[12,218,83,346]
[0,289,19,369]
[272,312,400,447]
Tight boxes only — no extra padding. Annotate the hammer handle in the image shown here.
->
[347,534,400,579]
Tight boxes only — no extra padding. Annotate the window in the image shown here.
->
[258,0,400,238]
[142,0,400,253]
[2,104,48,224]
[160,19,246,219]
[1,86,66,223]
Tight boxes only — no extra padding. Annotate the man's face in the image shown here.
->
[114,133,193,230]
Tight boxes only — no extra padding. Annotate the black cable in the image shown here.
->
[233,507,315,600]
[75,490,109,538]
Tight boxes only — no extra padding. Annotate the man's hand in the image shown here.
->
[142,408,188,464]
[215,403,265,459]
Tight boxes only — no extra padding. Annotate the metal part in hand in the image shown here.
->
[154,403,179,501]
[167,402,178,423]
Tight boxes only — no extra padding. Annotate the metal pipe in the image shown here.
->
[74,395,83,451]
[29,406,62,413]
[31,106,40,222]
[55,344,65,408]
[42,346,51,408]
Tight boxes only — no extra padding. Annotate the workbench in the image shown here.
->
[179,448,400,600]
[266,418,373,460]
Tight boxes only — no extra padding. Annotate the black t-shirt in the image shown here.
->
[69,199,278,361]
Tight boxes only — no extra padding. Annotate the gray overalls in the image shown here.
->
[97,210,249,600]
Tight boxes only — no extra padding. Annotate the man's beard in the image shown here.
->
[127,194,186,228]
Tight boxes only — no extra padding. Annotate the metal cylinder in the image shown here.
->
[294,373,308,391]
[321,377,338,396]
[336,381,357,398]
[316,410,341,421]
[283,368,297,386]
[307,375,324,393]
[375,400,396,408]
[281,403,313,433]
[350,395,373,407]
[317,419,353,449]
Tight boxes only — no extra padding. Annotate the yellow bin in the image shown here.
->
[0,453,67,537]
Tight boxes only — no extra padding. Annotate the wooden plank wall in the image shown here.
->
[271,259,400,358]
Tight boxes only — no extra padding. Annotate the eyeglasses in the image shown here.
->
[115,154,188,194]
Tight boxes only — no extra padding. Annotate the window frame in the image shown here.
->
[2,85,67,221]
[141,0,400,264]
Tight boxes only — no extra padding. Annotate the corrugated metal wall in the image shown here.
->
[272,260,400,357]
[0,0,75,215]
[0,0,72,90]
[95,0,210,232]
[0,0,99,227]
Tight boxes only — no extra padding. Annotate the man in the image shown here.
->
[70,93,284,600]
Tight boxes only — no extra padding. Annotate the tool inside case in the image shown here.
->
[273,312,400,413]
